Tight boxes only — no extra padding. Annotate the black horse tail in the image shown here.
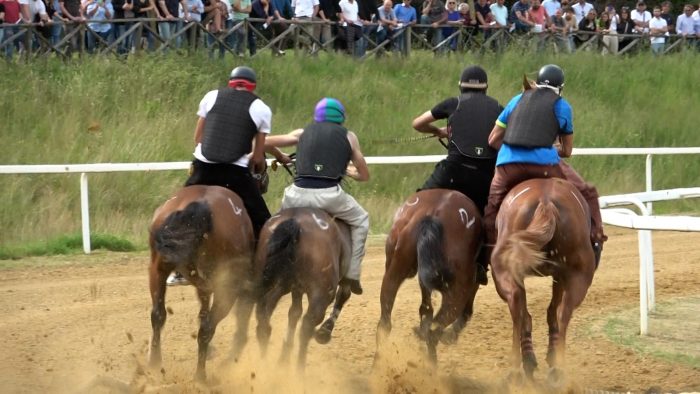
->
[417,216,453,291]
[261,218,300,292]
[502,200,558,286]
[153,200,213,265]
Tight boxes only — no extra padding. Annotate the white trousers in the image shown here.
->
[282,184,369,281]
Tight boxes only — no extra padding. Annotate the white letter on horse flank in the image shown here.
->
[227,198,242,216]
[507,187,531,206]
[459,208,476,228]
[312,213,330,230]
[406,197,420,206]
[570,191,586,216]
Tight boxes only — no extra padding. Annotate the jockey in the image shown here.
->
[483,64,607,271]
[168,66,272,286]
[412,65,503,286]
[265,98,371,295]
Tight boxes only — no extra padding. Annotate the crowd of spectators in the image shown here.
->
[1,0,700,58]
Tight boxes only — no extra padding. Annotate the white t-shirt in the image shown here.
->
[339,0,359,24]
[541,0,560,20]
[195,89,272,167]
[608,13,618,31]
[631,9,651,32]
[490,3,508,26]
[19,0,48,18]
[692,10,699,21]
[293,0,319,18]
[571,2,593,24]
[649,16,667,43]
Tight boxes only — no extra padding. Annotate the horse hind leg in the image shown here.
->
[375,268,405,365]
[297,291,333,371]
[441,284,478,345]
[426,289,464,364]
[229,293,255,363]
[195,289,236,382]
[256,283,286,359]
[148,261,169,369]
[280,290,303,364]
[413,283,433,341]
[316,284,349,345]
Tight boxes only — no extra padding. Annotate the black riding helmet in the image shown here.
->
[459,65,488,91]
[229,66,257,83]
[536,64,564,89]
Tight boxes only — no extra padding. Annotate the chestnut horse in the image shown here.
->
[254,207,353,369]
[148,185,256,381]
[376,189,482,363]
[491,178,595,383]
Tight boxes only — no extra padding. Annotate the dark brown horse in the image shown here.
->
[254,207,354,369]
[148,185,256,381]
[491,178,595,384]
[376,189,482,363]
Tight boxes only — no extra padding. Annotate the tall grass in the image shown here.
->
[1,50,698,248]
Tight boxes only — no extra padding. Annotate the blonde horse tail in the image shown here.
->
[502,201,558,286]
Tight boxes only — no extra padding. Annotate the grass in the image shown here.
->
[0,233,136,260]
[1,49,699,253]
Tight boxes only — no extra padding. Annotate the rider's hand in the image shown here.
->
[250,153,266,175]
[275,153,292,165]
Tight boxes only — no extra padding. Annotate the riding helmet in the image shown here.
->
[459,65,488,90]
[536,64,565,88]
[314,98,346,124]
[229,66,257,83]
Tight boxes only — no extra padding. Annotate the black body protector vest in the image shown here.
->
[447,92,501,160]
[201,88,259,163]
[295,122,352,180]
[503,89,561,148]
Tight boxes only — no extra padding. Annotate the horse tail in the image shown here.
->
[153,200,213,265]
[502,200,558,286]
[261,218,300,292]
[416,217,453,291]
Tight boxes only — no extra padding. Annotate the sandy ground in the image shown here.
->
[1,228,699,393]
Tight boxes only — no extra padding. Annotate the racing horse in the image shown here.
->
[375,189,483,363]
[491,178,596,384]
[148,185,256,381]
[254,207,354,369]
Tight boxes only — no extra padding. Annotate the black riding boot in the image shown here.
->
[476,245,493,286]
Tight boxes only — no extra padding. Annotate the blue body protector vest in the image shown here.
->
[295,122,352,180]
[201,88,259,163]
[503,89,561,148]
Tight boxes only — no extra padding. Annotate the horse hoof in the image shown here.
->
[439,329,458,345]
[315,327,332,344]
[194,370,207,383]
[412,326,427,340]
[547,367,565,387]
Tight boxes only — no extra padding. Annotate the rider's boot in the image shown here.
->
[476,245,494,286]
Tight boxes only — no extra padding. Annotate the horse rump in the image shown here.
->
[501,200,558,285]
[416,216,454,291]
[261,218,301,292]
[153,200,213,265]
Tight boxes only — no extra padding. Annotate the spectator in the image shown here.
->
[550,7,571,52]
[59,0,84,53]
[354,0,374,57]
[249,0,285,55]
[411,65,502,284]
[510,0,532,33]
[85,0,113,52]
[576,7,596,47]
[571,0,592,24]
[474,0,493,41]
[617,6,635,49]
[265,97,370,296]
[600,5,618,55]
[419,0,446,47]
[337,0,361,56]
[210,0,233,57]
[490,0,507,29]
[270,0,289,19]
[693,2,699,20]
[528,0,548,51]
[292,0,318,52]
[111,0,132,53]
[676,3,696,48]
[201,0,221,35]
[2,0,27,59]
[20,0,51,48]
[158,0,182,49]
[132,0,157,51]
[541,0,559,19]
[563,6,577,49]
[649,5,667,54]
[630,0,650,34]
[316,0,339,52]
[660,1,674,32]
[231,0,250,56]
[376,0,398,50]
[0,3,4,47]
[392,0,416,53]
[441,0,460,51]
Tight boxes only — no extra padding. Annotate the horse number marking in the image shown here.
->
[312,213,330,230]
[507,187,531,206]
[406,197,420,206]
[227,198,242,216]
[458,208,476,229]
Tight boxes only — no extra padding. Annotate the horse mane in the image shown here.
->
[501,200,558,286]
[523,74,536,91]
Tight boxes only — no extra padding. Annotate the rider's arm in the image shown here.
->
[250,132,267,173]
[193,117,206,144]
[488,123,505,150]
[412,111,447,138]
[346,131,370,182]
[265,128,304,148]
[557,134,573,158]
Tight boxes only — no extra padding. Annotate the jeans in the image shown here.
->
[209,19,233,58]
[87,29,112,53]
[354,24,374,57]
[3,25,21,59]
[232,19,246,55]
[51,15,64,46]
[112,20,132,54]
[651,42,665,55]
[158,20,178,50]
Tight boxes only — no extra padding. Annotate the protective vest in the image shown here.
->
[296,122,352,180]
[503,89,561,148]
[447,92,501,160]
[201,88,259,163]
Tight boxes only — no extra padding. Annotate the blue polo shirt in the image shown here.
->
[495,92,573,166]
[393,3,417,23]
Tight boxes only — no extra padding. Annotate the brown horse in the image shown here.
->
[254,207,353,369]
[148,185,256,381]
[491,178,595,384]
[376,189,482,363]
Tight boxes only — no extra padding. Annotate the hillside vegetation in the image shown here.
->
[1,50,698,249]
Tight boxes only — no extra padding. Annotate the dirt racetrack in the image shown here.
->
[1,228,699,394]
